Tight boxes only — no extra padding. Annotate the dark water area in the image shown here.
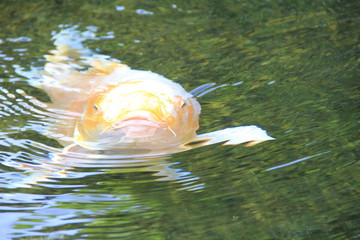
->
[0,0,359,239]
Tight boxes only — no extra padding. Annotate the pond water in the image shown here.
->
[0,0,359,239]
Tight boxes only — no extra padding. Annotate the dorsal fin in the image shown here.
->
[85,59,126,76]
[45,44,90,64]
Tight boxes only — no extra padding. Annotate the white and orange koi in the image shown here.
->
[25,28,274,155]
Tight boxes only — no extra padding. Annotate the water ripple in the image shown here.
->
[0,84,204,191]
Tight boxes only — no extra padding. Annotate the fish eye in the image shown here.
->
[93,105,99,111]
[181,102,187,108]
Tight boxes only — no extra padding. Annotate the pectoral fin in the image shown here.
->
[183,125,274,150]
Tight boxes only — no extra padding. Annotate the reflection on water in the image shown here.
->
[0,0,359,239]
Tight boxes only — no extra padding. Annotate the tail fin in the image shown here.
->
[45,25,94,66]
[44,26,122,81]
[16,25,123,97]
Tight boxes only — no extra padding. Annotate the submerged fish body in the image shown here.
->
[26,28,274,155]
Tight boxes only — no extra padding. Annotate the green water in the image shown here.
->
[0,0,359,239]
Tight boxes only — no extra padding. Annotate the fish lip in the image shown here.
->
[111,111,164,129]
[111,117,164,139]
[112,118,161,129]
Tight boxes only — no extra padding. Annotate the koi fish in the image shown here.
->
[22,27,274,155]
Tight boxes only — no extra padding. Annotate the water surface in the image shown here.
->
[0,0,359,239]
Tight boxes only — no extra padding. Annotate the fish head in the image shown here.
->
[74,77,200,150]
